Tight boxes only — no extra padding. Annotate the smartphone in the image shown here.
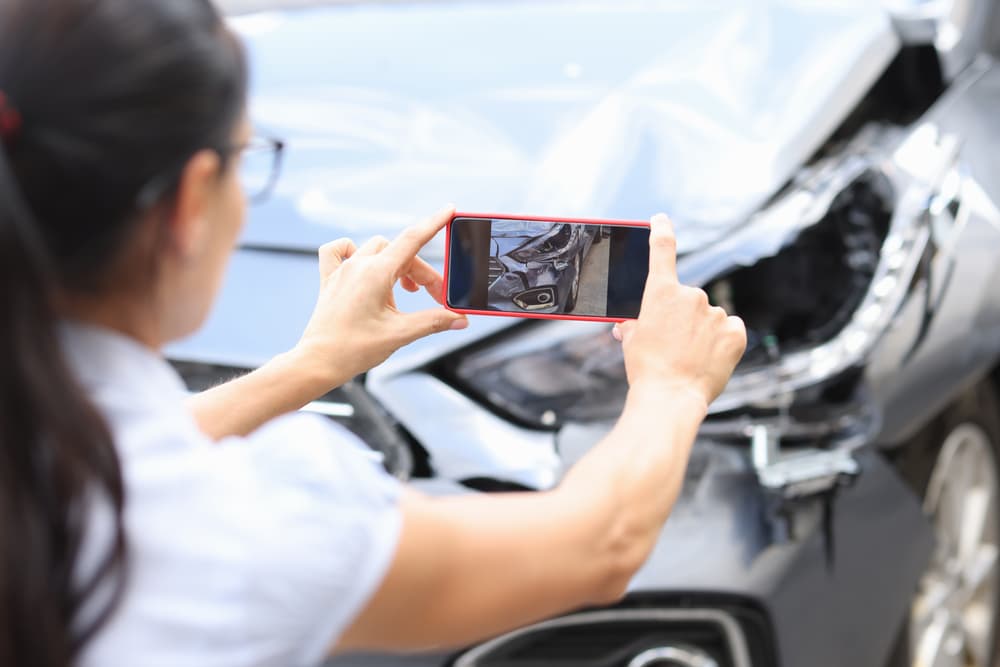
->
[444,213,651,322]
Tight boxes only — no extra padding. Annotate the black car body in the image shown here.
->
[182,1,1000,665]
[488,221,598,313]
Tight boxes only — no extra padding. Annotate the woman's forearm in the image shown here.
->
[187,349,342,439]
[338,382,708,653]
[558,381,708,595]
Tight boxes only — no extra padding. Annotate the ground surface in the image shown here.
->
[571,237,609,316]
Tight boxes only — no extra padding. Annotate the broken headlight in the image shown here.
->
[710,176,890,364]
[509,224,575,263]
[438,321,627,430]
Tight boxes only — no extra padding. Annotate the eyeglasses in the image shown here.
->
[234,134,285,204]
[134,132,287,211]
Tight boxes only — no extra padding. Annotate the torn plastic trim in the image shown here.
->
[887,0,993,80]
[755,446,862,499]
[699,397,881,447]
[702,122,962,415]
[703,385,881,499]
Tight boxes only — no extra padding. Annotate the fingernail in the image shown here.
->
[611,325,623,342]
[449,318,469,331]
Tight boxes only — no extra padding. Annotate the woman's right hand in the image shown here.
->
[613,213,747,409]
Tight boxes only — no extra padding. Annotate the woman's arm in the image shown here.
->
[337,386,706,653]
[188,206,468,439]
[186,349,336,440]
[336,214,747,653]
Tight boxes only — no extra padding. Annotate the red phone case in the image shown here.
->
[443,212,650,323]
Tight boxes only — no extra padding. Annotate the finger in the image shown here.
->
[403,255,442,287]
[318,238,358,277]
[384,204,456,270]
[356,235,390,257]
[422,279,446,306]
[400,276,420,293]
[397,308,469,345]
[647,213,678,284]
[403,256,446,304]
[612,323,623,342]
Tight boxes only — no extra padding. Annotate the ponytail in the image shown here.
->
[0,0,248,661]
[0,136,126,665]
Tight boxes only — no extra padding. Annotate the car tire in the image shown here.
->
[886,380,1000,667]
[565,253,582,313]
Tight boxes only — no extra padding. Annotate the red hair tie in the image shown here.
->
[0,91,23,144]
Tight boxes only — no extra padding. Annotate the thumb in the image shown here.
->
[398,308,469,344]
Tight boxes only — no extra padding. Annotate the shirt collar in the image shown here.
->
[59,321,188,403]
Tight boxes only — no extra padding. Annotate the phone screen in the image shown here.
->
[447,216,650,319]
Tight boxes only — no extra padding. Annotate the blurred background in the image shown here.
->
[184,2,1000,665]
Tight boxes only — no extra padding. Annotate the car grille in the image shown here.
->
[488,257,505,284]
[452,609,751,667]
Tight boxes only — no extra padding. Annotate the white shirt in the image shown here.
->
[61,323,403,667]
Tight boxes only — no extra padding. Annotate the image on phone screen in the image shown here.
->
[447,217,650,319]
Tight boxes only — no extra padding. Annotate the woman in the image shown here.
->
[0,0,746,665]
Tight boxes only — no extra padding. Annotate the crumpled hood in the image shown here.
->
[490,220,555,240]
[231,0,899,260]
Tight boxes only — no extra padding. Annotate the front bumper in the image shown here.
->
[489,260,567,314]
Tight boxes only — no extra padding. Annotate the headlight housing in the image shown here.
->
[437,322,627,429]
[509,223,575,263]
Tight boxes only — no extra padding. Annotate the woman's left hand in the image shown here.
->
[293,205,469,391]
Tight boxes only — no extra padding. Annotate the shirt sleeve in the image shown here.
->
[233,414,403,665]
[100,413,404,667]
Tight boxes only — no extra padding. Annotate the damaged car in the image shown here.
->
[183,0,1000,665]
[488,220,598,313]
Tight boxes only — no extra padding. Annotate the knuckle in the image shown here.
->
[683,286,708,307]
[653,274,680,292]
[650,231,677,249]
[318,240,341,256]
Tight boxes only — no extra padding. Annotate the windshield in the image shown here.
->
[229,0,897,258]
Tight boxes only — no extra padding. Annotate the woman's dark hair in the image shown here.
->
[0,1,247,664]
